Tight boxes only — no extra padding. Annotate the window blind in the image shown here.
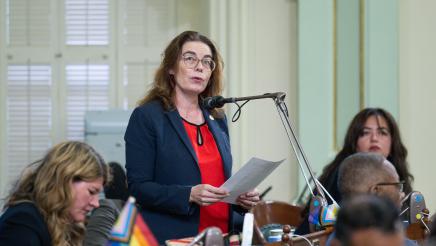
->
[120,0,174,109]
[121,0,172,46]
[65,0,109,45]
[6,0,51,46]
[6,64,52,180]
[66,64,110,140]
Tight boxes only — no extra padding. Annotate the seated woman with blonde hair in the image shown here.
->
[0,141,109,246]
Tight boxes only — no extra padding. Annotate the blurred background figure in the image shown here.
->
[104,162,129,202]
[330,152,417,246]
[331,195,404,246]
[424,219,436,246]
[337,152,405,207]
[84,162,129,246]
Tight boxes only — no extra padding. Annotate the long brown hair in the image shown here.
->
[138,30,224,117]
[319,107,413,194]
[4,141,109,246]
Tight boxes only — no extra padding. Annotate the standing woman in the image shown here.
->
[124,30,259,243]
[0,141,109,246]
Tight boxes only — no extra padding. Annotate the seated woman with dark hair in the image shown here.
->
[297,108,414,235]
[319,108,413,202]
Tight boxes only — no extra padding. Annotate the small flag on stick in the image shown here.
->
[107,197,158,246]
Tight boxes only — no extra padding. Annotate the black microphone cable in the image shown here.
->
[231,92,281,122]
[231,100,250,122]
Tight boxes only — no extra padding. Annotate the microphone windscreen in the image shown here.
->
[409,191,426,224]
[202,96,224,110]
[188,227,223,246]
[204,227,224,246]
[201,97,214,110]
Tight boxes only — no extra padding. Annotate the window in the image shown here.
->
[1,0,177,201]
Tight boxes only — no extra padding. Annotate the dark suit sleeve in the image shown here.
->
[125,107,193,216]
[0,209,47,246]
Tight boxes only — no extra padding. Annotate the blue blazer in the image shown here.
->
[0,202,51,246]
[124,100,237,243]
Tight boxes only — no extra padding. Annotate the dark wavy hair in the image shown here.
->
[105,162,128,201]
[319,107,413,194]
[138,30,224,118]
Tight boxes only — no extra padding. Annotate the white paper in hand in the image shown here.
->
[220,157,284,204]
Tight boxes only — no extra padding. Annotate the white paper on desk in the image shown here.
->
[220,157,284,204]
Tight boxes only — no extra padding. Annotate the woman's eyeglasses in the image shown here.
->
[376,180,405,193]
[181,54,216,71]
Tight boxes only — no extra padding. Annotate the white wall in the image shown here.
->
[211,0,299,203]
[399,0,436,213]
[236,0,298,203]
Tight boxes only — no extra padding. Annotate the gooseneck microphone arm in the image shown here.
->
[203,92,336,226]
[203,92,331,203]
[226,92,286,103]
[202,92,286,110]
[273,96,328,202]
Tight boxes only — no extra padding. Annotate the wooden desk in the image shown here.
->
[266,229,333,246]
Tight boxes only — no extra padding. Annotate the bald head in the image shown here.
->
[338,152,402,206]
[382,159,399,181]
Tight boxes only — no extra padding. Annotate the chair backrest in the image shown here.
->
[251,200,303,244]
[251,200,303,228]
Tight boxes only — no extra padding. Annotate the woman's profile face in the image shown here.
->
[69,178,103,222]
[356,115,392,158]
[170,41,214,98]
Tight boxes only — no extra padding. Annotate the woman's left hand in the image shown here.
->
[236,189,260,210]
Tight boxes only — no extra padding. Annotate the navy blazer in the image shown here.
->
[124,100,235,243]
[0,202,51,246]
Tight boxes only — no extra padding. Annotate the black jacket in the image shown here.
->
[0,202,51,246]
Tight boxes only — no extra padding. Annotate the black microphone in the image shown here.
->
[202,96,235,110]
[202,92,286,110]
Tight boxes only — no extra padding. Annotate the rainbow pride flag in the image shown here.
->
[107,197,158,246]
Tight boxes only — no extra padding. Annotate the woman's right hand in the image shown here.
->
[189,184,229,206]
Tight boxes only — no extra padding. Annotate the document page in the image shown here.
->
[220,157,284,204]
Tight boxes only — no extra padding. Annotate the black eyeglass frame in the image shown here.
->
[375,180,405,192]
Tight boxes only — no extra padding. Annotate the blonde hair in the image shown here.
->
[138,30,225,118]
[4,141,109,246]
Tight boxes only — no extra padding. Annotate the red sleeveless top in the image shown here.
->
[182,119,229,233]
